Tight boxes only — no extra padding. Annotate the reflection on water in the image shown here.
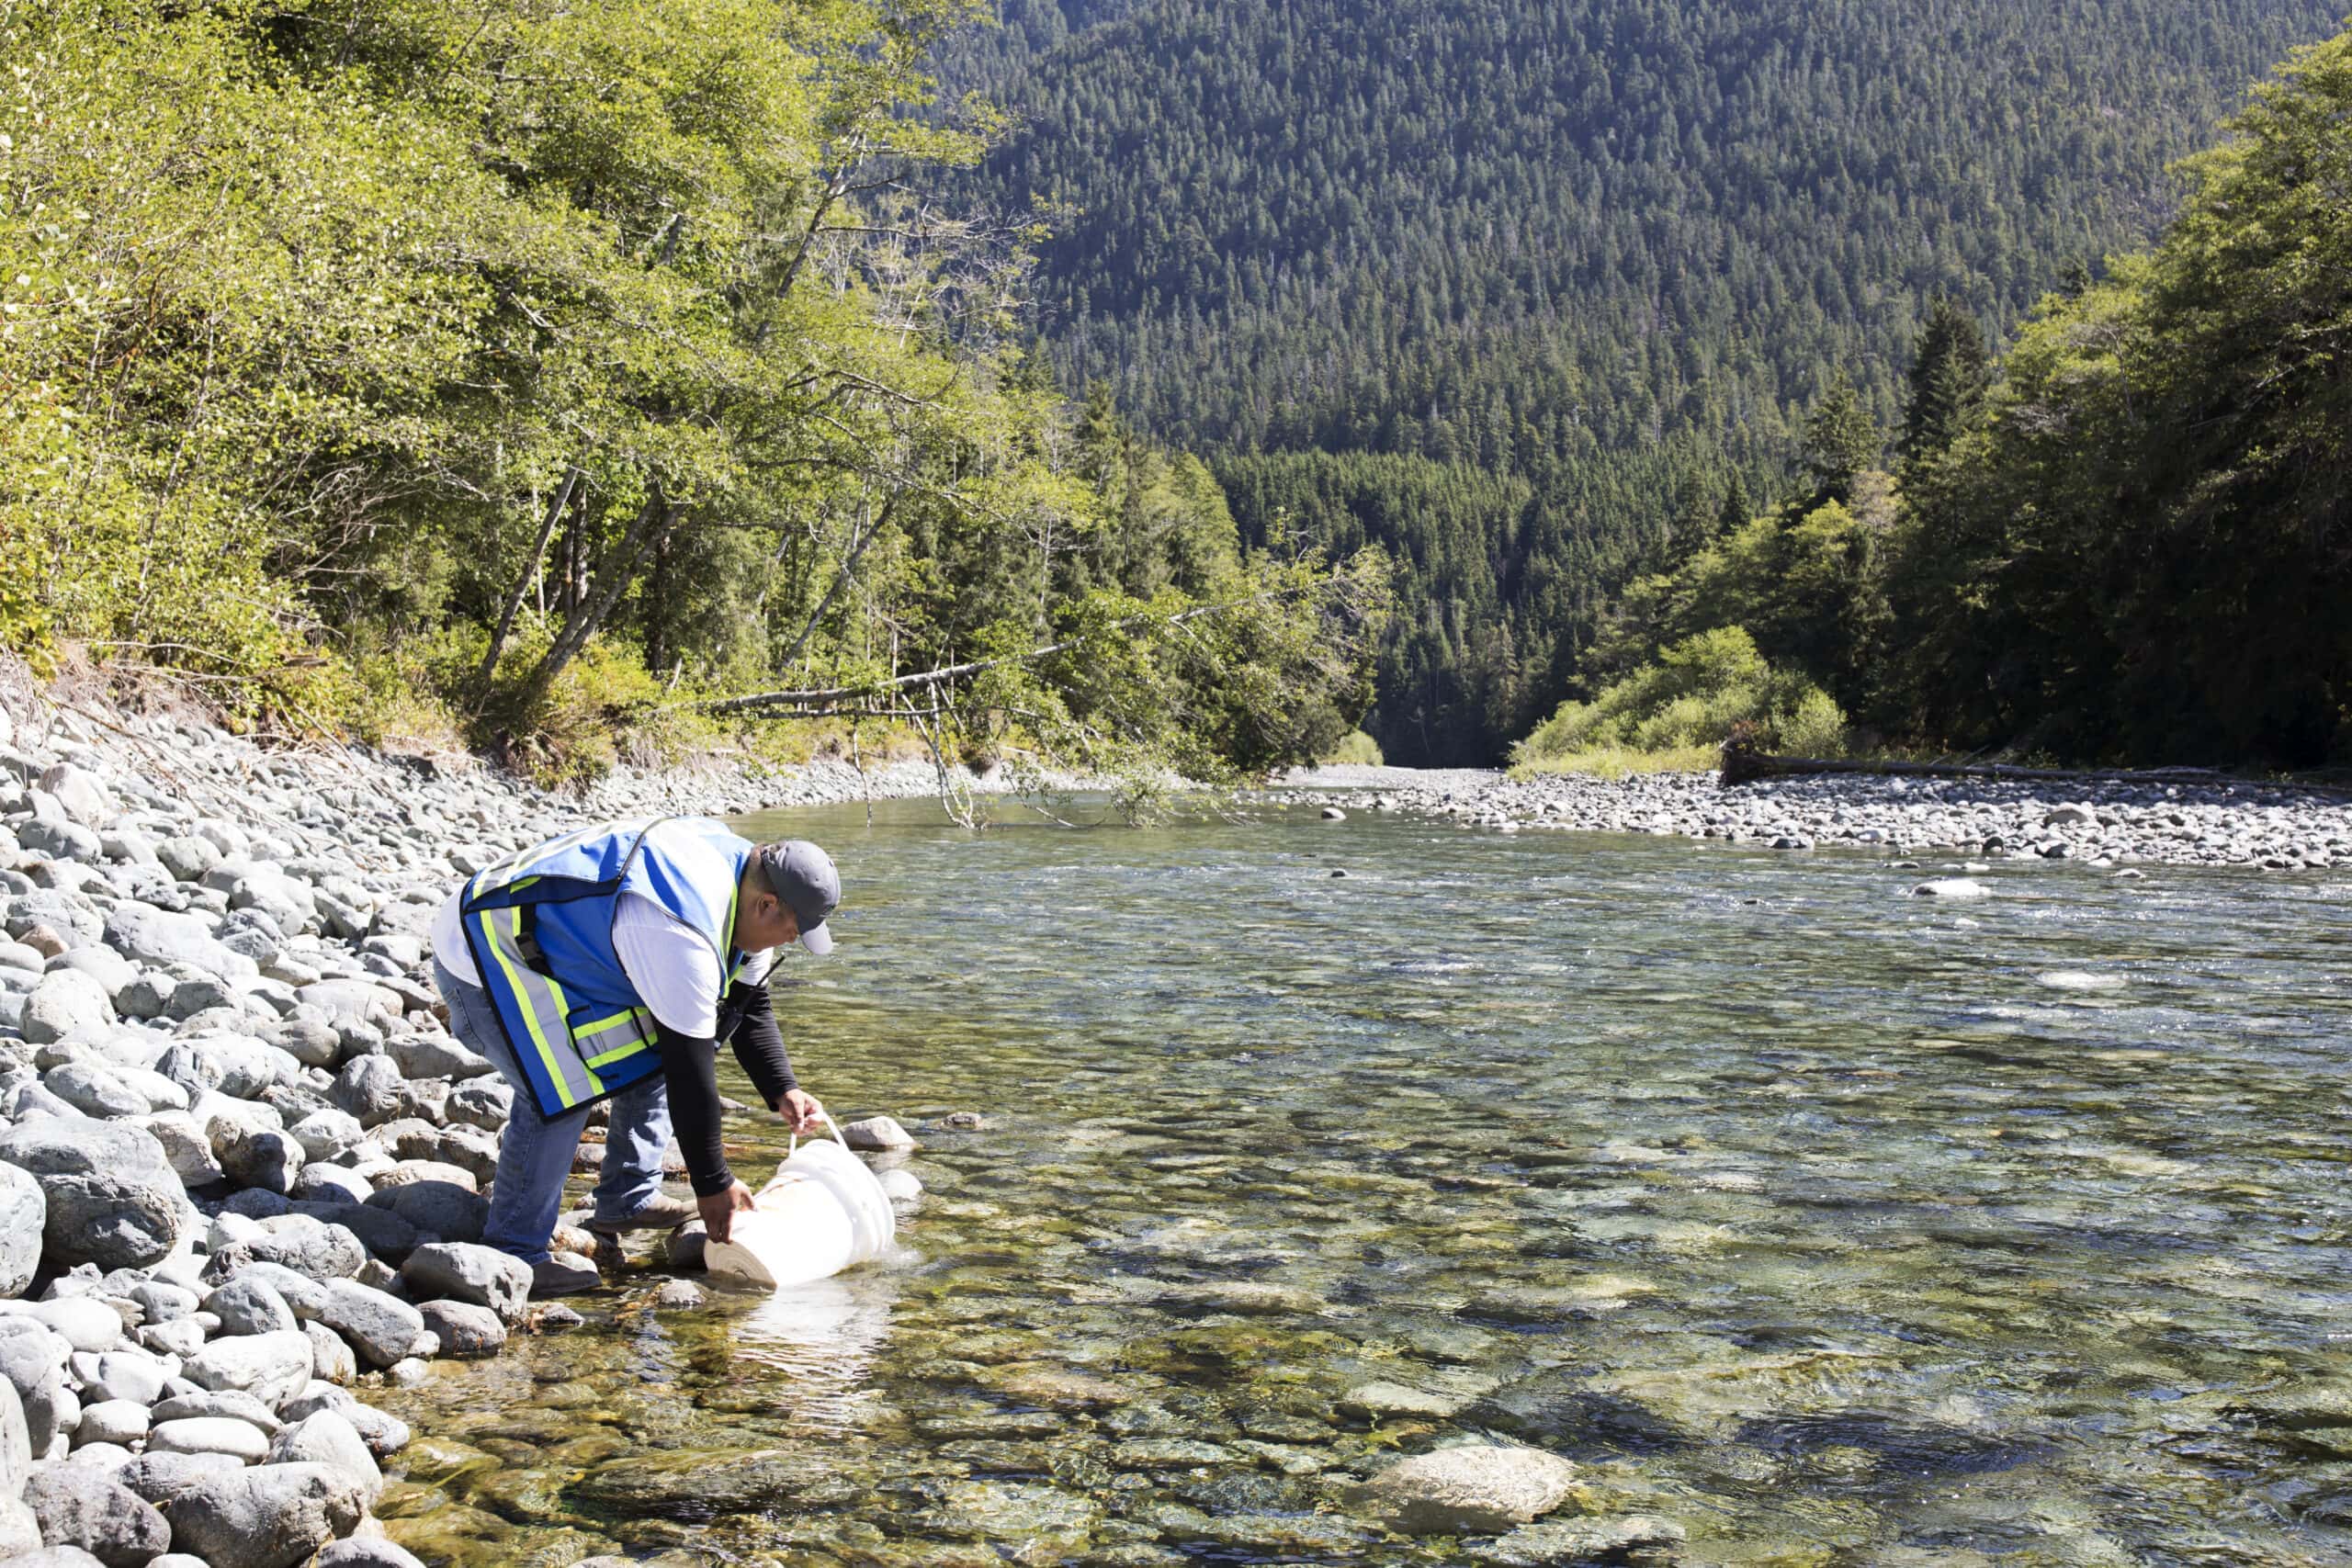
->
[375,800,2352,1566]
[732,1273,905,1434]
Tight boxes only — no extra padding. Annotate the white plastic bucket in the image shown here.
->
[701,1114,898,1291]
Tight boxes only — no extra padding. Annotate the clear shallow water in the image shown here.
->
[377,802,2352,1567]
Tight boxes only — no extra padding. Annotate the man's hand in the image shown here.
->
[698,1179,757,1243]
[777,1088,823,1134]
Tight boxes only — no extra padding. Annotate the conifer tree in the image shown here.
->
[1716,476,1752,540]
[1898,298,1991,468]
[1794,371,1880,507]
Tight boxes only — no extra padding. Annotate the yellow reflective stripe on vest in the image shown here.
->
[480,905,603,1108]
[575,1007,657,1070]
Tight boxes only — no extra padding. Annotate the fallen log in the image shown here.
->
[1717,743,2352,803]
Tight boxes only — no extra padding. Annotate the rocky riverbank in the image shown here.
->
[0,684,967,1567]
[1274,764,2352,870]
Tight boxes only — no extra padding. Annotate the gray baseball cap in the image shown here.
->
[758,840,839,955]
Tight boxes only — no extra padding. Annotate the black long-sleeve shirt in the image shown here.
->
[652,979,798,1197]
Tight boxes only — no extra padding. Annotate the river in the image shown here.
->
[373,797,2352,1566]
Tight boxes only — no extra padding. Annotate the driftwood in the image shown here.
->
[1718,743,2352,803]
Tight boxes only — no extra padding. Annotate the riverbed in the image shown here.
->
[374,797,2352,1567]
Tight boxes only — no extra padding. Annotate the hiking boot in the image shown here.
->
[529,1251,603,1298]
[583,1192,701,1237]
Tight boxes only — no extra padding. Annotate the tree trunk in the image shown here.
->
[476,466,581,694]
[777,494,896,670]
[523,491,684,706]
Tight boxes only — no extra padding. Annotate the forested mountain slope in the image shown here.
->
[959,0,2344,762]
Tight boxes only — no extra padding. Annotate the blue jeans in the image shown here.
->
[434,959,673,1264]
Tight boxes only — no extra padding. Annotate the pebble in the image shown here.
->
[1277,764,2352,870]
[0,688,965,1567]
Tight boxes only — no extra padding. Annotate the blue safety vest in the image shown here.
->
[458,817,752,1118]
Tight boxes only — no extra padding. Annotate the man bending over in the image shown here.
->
[428,818,837,1296]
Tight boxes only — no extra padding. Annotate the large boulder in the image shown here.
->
[19,819,103,867]
[73,1397,152,1449]
[148,1416,271,1463]
[0,1371,29,1496]
[3,894,101,950]
[100,906,254,983]
[220,868,317,932]
[294,982,401,1027]
[0,1122,184,1270]
[0,1498,37,1555]
[315,1281,424,1371]
[35,765,115,829]
[0,1321,70,1454]
[840,1115,915,1151]
[202,1276,298,1337]
[398,1244,528,1325]
[303,1322,355,1386]
[1351,1443,1580,1535]
[442,1078,512,1132]
[111,1452,244,1507]
[316,1537,427,1568]
[152,839,220,886]
[84,1354,169,1409]
[186,1038,292,1100]
[291,1166,372,1207]
[180,1330,313,1410]
[148,1391,280,1435]
[415,1301,502,1359]
[264,1412,380,1505]
[41,1064,147,1122]
[0,1163,46,1298]
[327,1058,402,1127]
[204,1263,326,1322]
[277,1386,407,1461]
[285,1110,367,1165]
[216,1128,303,1196]
[20,1467,170,1568]
[384,1036,491,1082]
[20,971,114,1046]
[300,1205,416,1266]
[135,1114,223,1190]
[241,1217,365,1280]
[160,1461,366,1568]
[362,1182,484,1247]
[0,1299,119,1355]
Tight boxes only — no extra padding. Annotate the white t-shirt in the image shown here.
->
[432,889,775,1038]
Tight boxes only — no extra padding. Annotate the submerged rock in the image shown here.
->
[567,1449,837,1520]
[1352,1442,1579,1534]
[1471,1514,1688,1564]
[1153,1281,1323,1316]
[1338,1381,1470,1422]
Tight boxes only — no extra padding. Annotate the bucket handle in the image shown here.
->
[786,1100,844,1157]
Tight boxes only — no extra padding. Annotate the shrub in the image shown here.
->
[1511,626,1848,773]
[1320,729,1385,766]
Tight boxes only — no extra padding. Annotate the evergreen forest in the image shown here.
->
[4,0,2346,784]
[958,0,2346,763]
